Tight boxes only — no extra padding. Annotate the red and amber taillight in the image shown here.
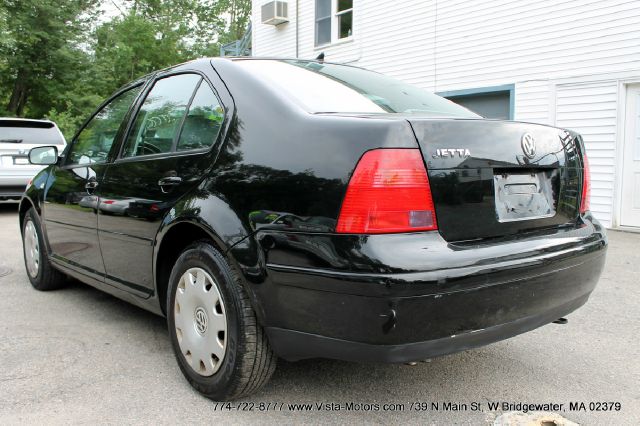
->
[336,148,437,234]
[580,152,591,214]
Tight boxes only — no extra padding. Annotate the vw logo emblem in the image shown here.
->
[521,132,536,159]
[194,307,208,335]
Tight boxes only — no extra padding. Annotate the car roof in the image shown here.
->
[111,57,364,100]
[215,56,360,69]
[176,56,361,71]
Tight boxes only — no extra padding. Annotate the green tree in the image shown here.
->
[0,0,98,117]
[1,0,251,138]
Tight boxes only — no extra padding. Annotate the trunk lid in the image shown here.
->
[409,119,583,242]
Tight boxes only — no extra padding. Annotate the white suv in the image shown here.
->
[0,118,66,200]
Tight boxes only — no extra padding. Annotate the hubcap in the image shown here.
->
[24,220,39,278]
[174,267,227,376]
[194,307,208,335]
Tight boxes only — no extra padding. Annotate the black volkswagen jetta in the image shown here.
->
[20,58,607,400]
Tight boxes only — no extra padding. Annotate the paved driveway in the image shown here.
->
[0,203,638,425]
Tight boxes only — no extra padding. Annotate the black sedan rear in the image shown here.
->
[20,58,606,400]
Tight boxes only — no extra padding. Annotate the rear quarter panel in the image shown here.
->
[188,59,422,312]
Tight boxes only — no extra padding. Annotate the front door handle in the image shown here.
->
[158,176,182,193]
[85,179,98,193]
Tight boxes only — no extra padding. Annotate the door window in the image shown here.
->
[176,82,224,152]
[122,74,202,158]
[66,86,141,165]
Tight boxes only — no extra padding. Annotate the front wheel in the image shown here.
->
[167,241,276,401]
[22,208,66,291]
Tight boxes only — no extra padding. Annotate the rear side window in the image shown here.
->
[0,120,65,146]
[122,74,203,158]
[66,86,141,165]
[176,82,224,152]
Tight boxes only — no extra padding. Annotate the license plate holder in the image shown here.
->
[493,170,556,222]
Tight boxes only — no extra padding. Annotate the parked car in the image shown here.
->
[19,58,607,401]
[0,118,66,200]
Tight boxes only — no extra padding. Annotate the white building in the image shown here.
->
[252,0,640,229]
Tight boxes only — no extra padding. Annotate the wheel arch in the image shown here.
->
[154,219,225,315]
[18,195,39,232]
[153,217,264,320]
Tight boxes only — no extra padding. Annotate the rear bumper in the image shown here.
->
[257,215,607,362]
[0,174,32,197]
[267,294,589,363]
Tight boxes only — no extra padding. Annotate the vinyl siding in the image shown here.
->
[252,0,640,227]
[514,80,553,124]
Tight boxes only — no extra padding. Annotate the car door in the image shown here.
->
[96,72,226,296]
[43,85,143,279]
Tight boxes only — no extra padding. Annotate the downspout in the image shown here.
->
[295,0,299,58]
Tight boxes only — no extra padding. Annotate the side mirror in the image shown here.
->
[28,146,59,165]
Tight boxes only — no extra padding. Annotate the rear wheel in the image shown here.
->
[22,208,66,291]
[167,241,276,401]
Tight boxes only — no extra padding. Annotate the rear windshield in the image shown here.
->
[235,59,478,117]
[0,120,65,145]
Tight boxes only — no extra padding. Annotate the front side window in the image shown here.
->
[122,74,202,158]
[66,86,141,165]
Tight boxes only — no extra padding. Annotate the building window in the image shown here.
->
[337,0,353,39]
[315,0,353,47]
[315,0,332,46]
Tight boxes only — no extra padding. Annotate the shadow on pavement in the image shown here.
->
[49,274,504,403]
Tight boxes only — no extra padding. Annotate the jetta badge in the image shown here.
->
[521,132,536,159]
[432,148,471,159]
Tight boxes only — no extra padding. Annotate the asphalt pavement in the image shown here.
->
[0,202,638,425]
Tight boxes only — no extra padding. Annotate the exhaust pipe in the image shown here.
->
[553,317,568,324]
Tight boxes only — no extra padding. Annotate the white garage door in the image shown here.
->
[621,84,640,228]
[446,91,511,120]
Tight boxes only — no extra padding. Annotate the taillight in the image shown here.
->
[336,148,437,234]
[580,152,590,214]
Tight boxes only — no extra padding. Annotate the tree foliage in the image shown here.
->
[0,0,96,117]
[0,0,251,139]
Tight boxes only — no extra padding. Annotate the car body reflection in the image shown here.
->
[77,195,167,221]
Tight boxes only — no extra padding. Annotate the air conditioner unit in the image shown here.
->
[261,1,289,26]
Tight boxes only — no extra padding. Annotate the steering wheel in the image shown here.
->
[139,141,162,155]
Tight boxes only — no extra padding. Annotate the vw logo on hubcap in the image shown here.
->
[194,307,208,335]
[521,132,536,159]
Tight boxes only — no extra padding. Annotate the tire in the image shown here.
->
[167,241,276,401]
[22,208,66,291]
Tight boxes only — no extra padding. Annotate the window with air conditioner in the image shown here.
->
[315,0,353,47]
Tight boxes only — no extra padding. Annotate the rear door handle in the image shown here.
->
[158,176,182,192]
